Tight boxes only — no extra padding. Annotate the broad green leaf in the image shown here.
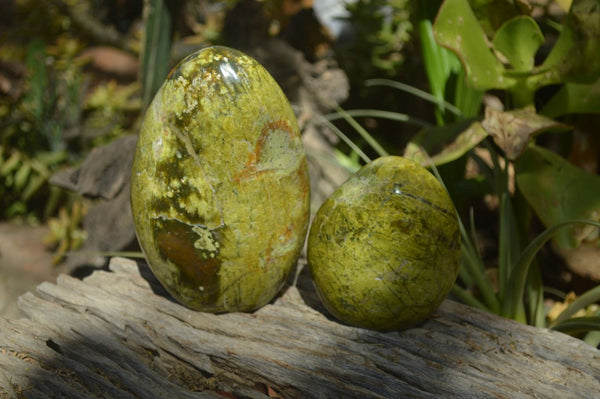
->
[434,0,509,90]
[419,18,451,102]
[493,16,543,72]
[481,106,570,160]
[468,0,532,37]
[452,65,484,118]
[516,145,600,248]
[540,76,600,118]
[542,0,600,84]
[419,17,453,125]
[404,120,488,166]
[420,16,483,124]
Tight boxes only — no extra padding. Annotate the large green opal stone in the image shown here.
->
[307,156,460,331]
[131,46,310,312]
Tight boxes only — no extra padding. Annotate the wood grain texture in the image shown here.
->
[1,256,599,398]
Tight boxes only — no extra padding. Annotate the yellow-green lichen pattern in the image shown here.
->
[131,46,310,312]
[307,156,460,331]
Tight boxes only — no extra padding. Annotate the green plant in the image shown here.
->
[337,0,412,87]
[428,0,600,340]
[44,198,88,265]
[83,80,141,146]
[140,0,179,111]
[0,37,83,220]
[327,0,600,343]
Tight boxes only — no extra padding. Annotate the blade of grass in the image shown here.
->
[451,285,490,311]
[458,218,501,314]
[503,220,600,320]
[551,285,600,326]
[498,192,520,302]
[366,78,463,117]
[498,192,510,301]
[526,264,546,327]
[324,109,432,128]
[427,148,500,314]
[551,317,600,334]
[315,115,372,164]
[141,0,176,111]
[332,105,389,158]
[468,207,482,261]
[583,330,600,348]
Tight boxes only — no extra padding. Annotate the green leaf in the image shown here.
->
[525,264,545,327]
[516,145,600,248]
[541,0,600,84]
[419,18,451,103]
[467,0,532,37]
[552,285,600,326]
[404,120,488,166]
[419,17,463,124]
[13,161,32,192]
[540,76,600,118]
[493,16,544,72]
[451,284,490,311]
[452,65,484,118]
[552,317,600,334]
[0,151,21,176]
[22,174,46,201]
[502,219,600,319]
[584,330,600,347]
[455,204,501,314]
[498,192,519,302]
[434,0,509,90]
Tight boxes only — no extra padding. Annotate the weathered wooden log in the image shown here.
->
[1,256,599,398]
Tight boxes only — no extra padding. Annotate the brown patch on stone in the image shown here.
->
[154,219,221,302]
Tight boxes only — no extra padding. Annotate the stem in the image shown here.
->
[509,82,536,108]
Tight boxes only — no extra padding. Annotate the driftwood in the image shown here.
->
[1,256,599,398]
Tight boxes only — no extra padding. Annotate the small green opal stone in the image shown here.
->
[307,156,460,331]
[131,46,310,312]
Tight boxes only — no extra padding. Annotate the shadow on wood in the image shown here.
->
[1,257,599,398]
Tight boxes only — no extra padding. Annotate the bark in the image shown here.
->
[1,257,599,398]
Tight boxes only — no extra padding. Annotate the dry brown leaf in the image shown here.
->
[482,106,569,160]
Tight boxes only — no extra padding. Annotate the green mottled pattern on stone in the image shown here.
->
[308,156,460,331]
[131,46,310,312]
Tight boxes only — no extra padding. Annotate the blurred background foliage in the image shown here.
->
[1,0,600,343]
